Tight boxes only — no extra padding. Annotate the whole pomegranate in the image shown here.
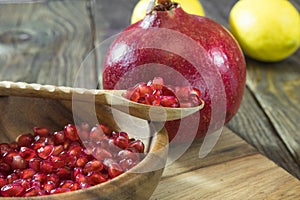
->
[103,0,246,143]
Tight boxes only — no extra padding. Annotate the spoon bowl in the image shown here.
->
[0,81,204,121]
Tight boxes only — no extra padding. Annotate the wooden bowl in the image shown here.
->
[0,94,168,199]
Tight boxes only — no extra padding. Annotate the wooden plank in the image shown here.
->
[162,127,257,178]
[245,51,300,166]
[0,0,96,88]
[227,89,300,178]
[151,154,300,200]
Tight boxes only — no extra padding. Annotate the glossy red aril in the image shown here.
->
[37,145,54,160]
[1,183,24,197]
[19,147,36,161]
[64,124,79,142]
[17,134,34,147]
[86,172,107,185]
[0,123,145,197]
[34,127,50,137]
[103,0,246,142]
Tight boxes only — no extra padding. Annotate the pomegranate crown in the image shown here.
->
[153,0,179,12]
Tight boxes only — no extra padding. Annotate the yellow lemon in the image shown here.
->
[229,0,300,62]
[131,0,205,24]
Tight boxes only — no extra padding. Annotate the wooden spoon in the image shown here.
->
[0,81,204,121]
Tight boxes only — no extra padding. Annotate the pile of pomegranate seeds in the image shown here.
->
[0,123,145,197]
[123,77,203,108]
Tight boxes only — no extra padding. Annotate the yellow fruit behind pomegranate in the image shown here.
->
[131,0,205,24]
[229,0,300,62]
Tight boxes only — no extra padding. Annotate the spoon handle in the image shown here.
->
[0,81,126,105]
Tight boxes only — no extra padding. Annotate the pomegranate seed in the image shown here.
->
[63,139,72,150]
[17,134,34,147]
[189,93,202,106]
[50,156,64,169]
[117,149,139,162]
[152,77,164,88]
[73,167,83,178]
[69,182,80,191]
[19,168,35,179]
[94,148,112,161]
[28,158,41,171]
[32,172,47,183]
[83,160,103,174]
[119,158,137,171]
[64,124,79,141]
[23,186,41,197]
[6,173,18,184]
[34,127,50,137]
[0,162,11,175]
[31,141,45,151]
[86,172,107,185]
[138,83,154,97]
[75,173,87,183]
[128,139,145,153]
[0,143,11,158]
[123,87,140,102]
[30,181,41,188]
[160,96,180,107]
[49,187,71,194]
[43,181,57,193]
[0,176,7,188]
[59,151,76,167]
[37,144,54,159]
[68,145,83,158]
[56,167,71,180]
[145,94,160,105]
[174,86,190,101]
[114,136,129,149]
[79,122,91,132]
[52,145,64,156]
[40,160,54,173]
[79,182,90,189]
[76,156,89,167]
[98,124,112,136]
[19,147,36,161]
[10,155,27,170]
[9,142,19,150]
[60,180,74,188]
[108,163,123,178]
[46,174,60,186]
[2,150,19,165]
[190,87,201,97]
[89,126,107,141]
[1,183,24,197]
[53,131,65,144]
[12,179,31,190]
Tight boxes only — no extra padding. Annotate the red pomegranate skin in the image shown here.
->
[103,5,246,142]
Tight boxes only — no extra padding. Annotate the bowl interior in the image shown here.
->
[0,95,168,199]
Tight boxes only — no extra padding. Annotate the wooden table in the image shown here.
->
[0,0,299,199]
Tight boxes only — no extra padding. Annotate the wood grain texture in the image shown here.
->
[151,154,300,200]
[162,127,257,178]
[227,89,300,179]
[151,128,300,200]
[245,51,300,167]
[0,0,96,88]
